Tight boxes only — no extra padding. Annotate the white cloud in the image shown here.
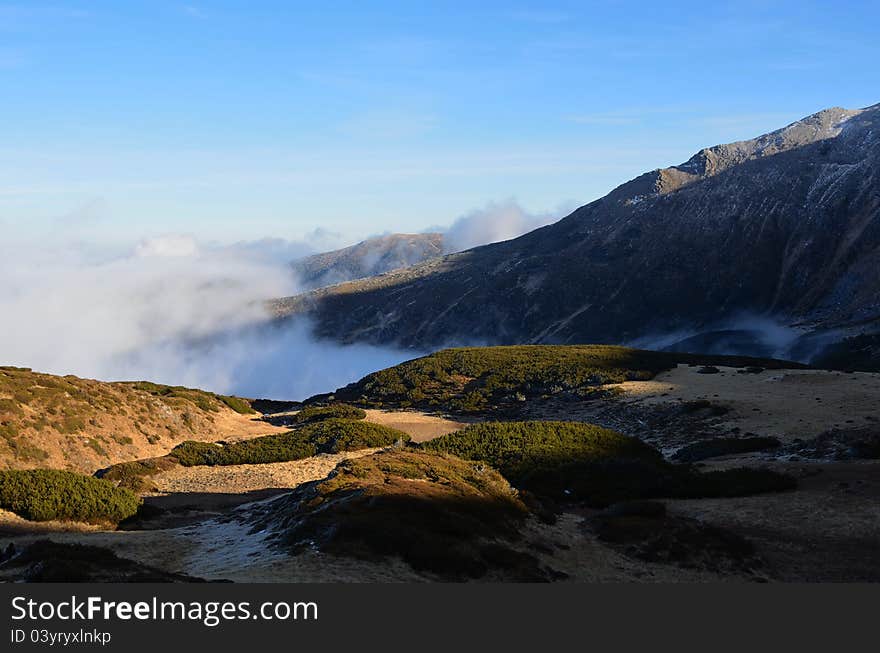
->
[441,199,571,253]
[0,234,413,400]
[134,233,200,258]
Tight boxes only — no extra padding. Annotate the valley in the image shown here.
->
[2,346,878,583]
[2,104,879,585]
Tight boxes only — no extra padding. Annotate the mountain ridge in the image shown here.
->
[291,233,444,290]
[273,103,880,358]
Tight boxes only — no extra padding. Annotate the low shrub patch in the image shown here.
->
[217,395,256,415]
[424,421,662,481]
[127,381,254,415]
[672,467,797,497]
[172,419,408,466]
[333,345,804,412]
[171,436,316,466]
[297,418,408,453]
[0,469,141,523]
[424,421,794,507]
[292,404,367,424]
[96,457,179,492]
[673,436,781,462]
[679,400,730,416]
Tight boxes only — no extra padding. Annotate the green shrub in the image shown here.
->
[127,382,220,412]
[297,419,408,453]
[171,419,408,466]
[127,381,256,415]
[679,400,729,416]
[0,469,141,523]
[673,436,781,462]
[85,437,107,456]
[524,458,677,507]
[217,395,256,415]
[424,421,662,481]
[811,333,880,373]
[335,345,804,412]
[424,421,794,507]
[172,436,317,466]
[293,404,367,423]
[672,467,797,497]
[0,398,23,416]
[97,457,178,492]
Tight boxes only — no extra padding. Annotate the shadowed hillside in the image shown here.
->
[274,104,880,362]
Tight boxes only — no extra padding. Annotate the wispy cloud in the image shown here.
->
[180,5,207,19]
[441,199,571,253]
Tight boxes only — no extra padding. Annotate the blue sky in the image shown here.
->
[2,0,878,247]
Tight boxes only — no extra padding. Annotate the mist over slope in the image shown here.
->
[0,196,570,398]
[274,104,880,362]
[0,235,413,400]
[293,233,444,289]
[290,200,565,289]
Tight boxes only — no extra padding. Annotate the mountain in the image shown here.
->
[273,104,880,361]
[0,367,273,473]
[291,233,444,289]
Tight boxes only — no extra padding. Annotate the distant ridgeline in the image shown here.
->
[273,104,880,370]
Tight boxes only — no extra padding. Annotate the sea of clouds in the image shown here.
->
[0,232,417,400]
[1,200,569,400]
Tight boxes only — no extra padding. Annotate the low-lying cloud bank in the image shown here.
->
[0,234,414,400]
[440,199,574,253]
[1,199,574,400]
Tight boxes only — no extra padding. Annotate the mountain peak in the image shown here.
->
[275,101,880,355]
[609,103,874,204]
[292,233,444,289]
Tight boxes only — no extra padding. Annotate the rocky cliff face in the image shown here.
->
[274,104,880,357]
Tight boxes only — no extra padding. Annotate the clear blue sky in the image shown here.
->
[2,0,878,246]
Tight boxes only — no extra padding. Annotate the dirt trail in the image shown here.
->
[149,448,382,495]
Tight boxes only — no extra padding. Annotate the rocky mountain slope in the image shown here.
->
[274,104,880,360]
[291,233,444,289]
[0,367,277,473]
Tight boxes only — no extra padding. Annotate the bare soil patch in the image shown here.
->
[617,366,880,444]
[361,409,469,442]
